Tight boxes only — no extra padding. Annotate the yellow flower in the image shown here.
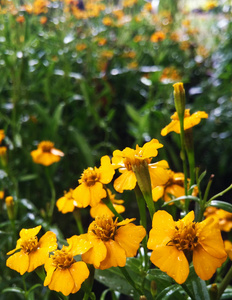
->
[73,156,115,207]
[90,189,125,218]
[150,31,165,43]
[6,226,57,275]
[112,139,169,193]
[56,188,82,214]
[102,16,114,26]
[224,240,232,260]
[0,129,5,143]
[204,207,232,232]
[31,141,64,166]
[148,210,227,284]
[79,216,146,270]
[161,109,208,136]
[0,146,7,156]
[44,236,90,296]
[152,171,198,204]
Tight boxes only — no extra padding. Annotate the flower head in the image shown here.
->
[152,171,198,204]
[224,240,232,260]
[44,236,90,296]
[31,141,64,166]
[161,109,208,136]
[112,139,169,193]
[6,226,57,275]
[0,129,5,143]
[90,189,125,218]
[56,188,82,214]
[79,216,146,270]
[148,210,227,284]
[73,156,115,208]
[204,207,232,232]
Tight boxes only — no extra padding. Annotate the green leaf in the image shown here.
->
[162,195,200,206]
[207,200,232,213]
[2,287,25,295]
[221,287,232,299]
[100,289,111,300]
[155,284,183,300]
[185,265,210,300]
[18,174,38,182]
[197,170,207,185]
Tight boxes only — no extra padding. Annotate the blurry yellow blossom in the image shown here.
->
[44,236,90,296]
[150,31,166,43]
[148,210,227,284]
[73,156,115,208]
[76,43,87,51]
[90,189,125,218]
[204,207,232,232]
[224,240,232,260]
[112,139,169,193]
[102,16,114,26]
[0,130,5,143]
[7,226,57,275]
[123,0,138,8]
[33,0,50,15]
[160,67,181,83]
[56,188,82,214]
[112,9,124,19]
[0,146,7,156]
[127,61,138,69]
[79,216,146,269]
[133,35,143,43]
[16,15,25,23]
[31,141,64,166]
[40,16,47,24]
[5,196,13,207]
[161,109,208,136]
[204,0,218,11]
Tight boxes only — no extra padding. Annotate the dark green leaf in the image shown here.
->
[162,196,200,206]
[2,287,25,295]
[155,284,183,300]
[207,200,232,213]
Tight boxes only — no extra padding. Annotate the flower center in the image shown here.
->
[167,222,198,252]
[81,167,100,186]
[91,216,117,241]
[21,236,39,253]
[51,248,74,269]
[39,141,54,152]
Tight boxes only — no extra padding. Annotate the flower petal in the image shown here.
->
[67,234,93,256]
[82,238,107,268]
[6,251,29,275]
[19,226,41,239]
[115,223,146,257]
[44,258,56,286]
[99,240,126,270]
[150,245,189,284]
[113,170,137,193]
[69,261,90,293]
[193,244,227,281]
[48,269,74,296]
[152,186,165,202]
[99,155,115,184]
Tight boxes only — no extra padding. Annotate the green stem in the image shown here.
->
[119,267,144,296]
[179,114,189,213]
[197,175,213,222]
[181,283,195,300]
[217,264,232,300]
[207,183,232,204]
[73,209,84,234]
[187,149,195,192]
[134,185,148,270]
[45,167,56,223]
[103,189,124,221]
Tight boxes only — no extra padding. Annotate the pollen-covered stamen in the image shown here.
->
[39,141,54,152]
[51,247,75,269]
[91,216,117,241]
[21,236,39,253]
[81,167,100,186]
[167,222,199,251]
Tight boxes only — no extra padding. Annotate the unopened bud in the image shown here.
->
[5,196,14,220]
[173,82,186,117]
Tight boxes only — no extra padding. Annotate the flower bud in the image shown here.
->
[173,82,186,117]
[5,196,15,220]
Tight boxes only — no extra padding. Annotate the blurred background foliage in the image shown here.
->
[0,0,232,298]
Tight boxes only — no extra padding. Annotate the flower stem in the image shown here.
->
[207,183,232,204]
[73,209,84,234]
[134,184,148,270]
[45,167,56,223]
[217,264,232,300]
[103,189,124,221]
[197,175,213,222]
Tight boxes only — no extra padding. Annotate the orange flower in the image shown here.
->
[0,129,5,143]
[224,240,232,260]
[40,16,47,24]
[102,16,114,26]
[112,139,169,193]
[148,210,227,284]
[44,236,90,296]
[31,141,64,166]
[204,207,232,232]
[90,189,125,218]
[150,31,165,43]
[161,109,208,136]
[79,216,146,269]
[56,188,82,213]
[16,15,25,23]
[73,156,115,207]
[6,226,57,275]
